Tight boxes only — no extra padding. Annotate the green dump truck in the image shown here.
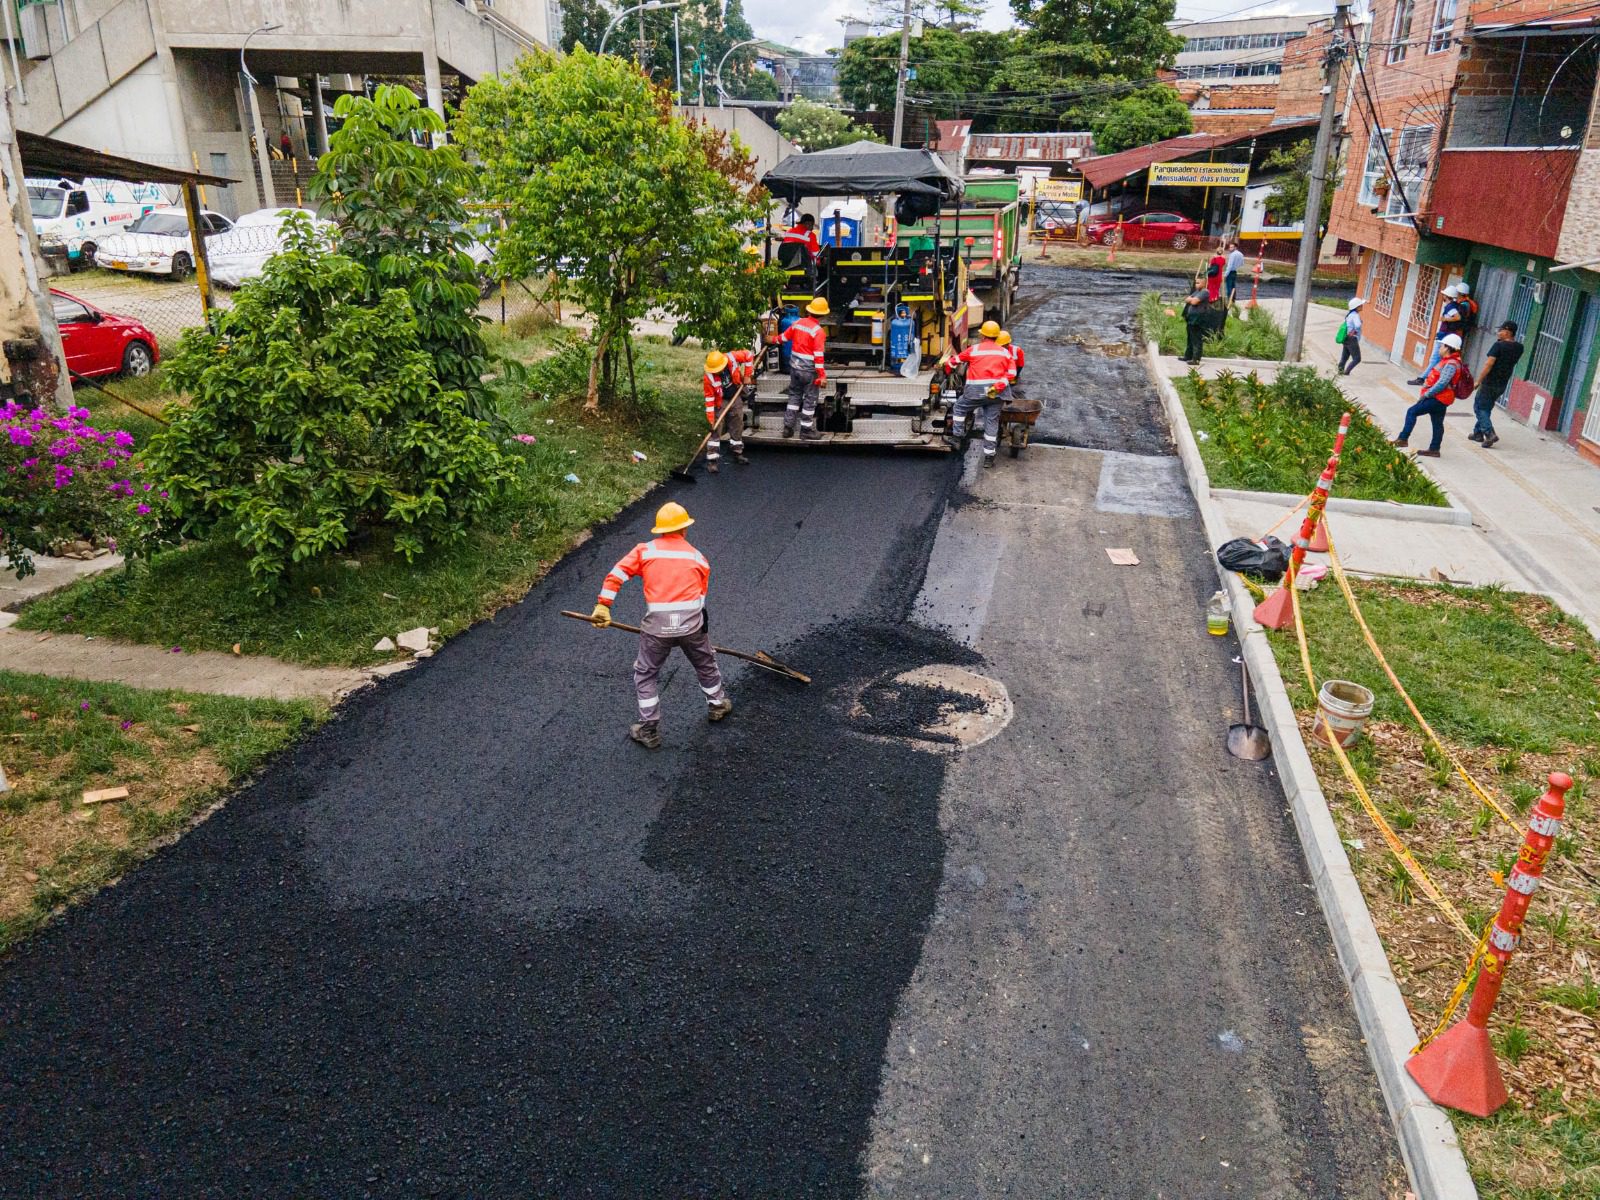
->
[900,175,1023,326]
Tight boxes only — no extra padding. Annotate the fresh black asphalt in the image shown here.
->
[0,266,1389,1198]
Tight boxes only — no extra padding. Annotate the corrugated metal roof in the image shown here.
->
[1075,118,1315,189]
[967,132,1096,162]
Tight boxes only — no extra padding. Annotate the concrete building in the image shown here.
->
[1327,0,1600,461]
[0,0,551,215]
[1169,14,1314,83]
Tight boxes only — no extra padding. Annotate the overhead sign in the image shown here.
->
[1150,162,1250,188]
[1033,179,1083,203]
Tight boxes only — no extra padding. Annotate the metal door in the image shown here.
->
[1466,265,1515,367]
[1556,293,1598,435]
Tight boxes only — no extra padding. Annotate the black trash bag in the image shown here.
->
[1217,536,1291,583]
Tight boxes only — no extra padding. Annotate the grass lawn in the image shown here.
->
[1,671,321,953]
[1138,291,1288,361]
[1176,366,1447,506]
[1271,579,1600,1198]
[1035,241,1356,286]
[18,326,709,667]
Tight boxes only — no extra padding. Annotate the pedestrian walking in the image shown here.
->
[1393,332,1465,458]
[1471,321,1523,449]
[1408,284,1466,385]
[1337,297,1364,375]
[1181,284,1211,364]
[1224,240,1246,306]
[279,130,294,160]
[942,319,1012,467]
[702,349,754,472]
[1204,247,1226,302]
[589,502,730,749]
[779,297,828,440]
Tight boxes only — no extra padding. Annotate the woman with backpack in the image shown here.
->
[1337,298,1364,375]
[1393,333,1472,457]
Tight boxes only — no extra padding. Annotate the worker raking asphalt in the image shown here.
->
[0,266,1391,1196]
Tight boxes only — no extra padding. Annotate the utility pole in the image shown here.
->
[1284,0,1351,361]
[891,0,913,147]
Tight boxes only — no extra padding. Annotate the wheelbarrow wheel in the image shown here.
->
[1009,441,1021,459]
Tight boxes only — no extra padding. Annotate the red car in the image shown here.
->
[1086,211,1204,250]
[51,288,159,380]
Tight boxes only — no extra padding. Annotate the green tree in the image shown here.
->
[1010,0,1183,78]
[837,27,992,116]
[776,98,880,151]
[454,50,781,408]
[1086,85,1191,153]
[309,85,496,423]
[147,220,511,597]
[1261,139,1342,228]
[561,0,609,53]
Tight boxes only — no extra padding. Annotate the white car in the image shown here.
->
[207,207,337,289]
[94,208,234,280]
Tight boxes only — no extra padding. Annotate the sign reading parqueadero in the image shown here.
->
[1149,162,1251,188]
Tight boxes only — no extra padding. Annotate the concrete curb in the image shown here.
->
[1146,340,1479,1200]
[1209,487,1473,527]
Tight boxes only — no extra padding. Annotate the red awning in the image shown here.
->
[1075,119,1317,190]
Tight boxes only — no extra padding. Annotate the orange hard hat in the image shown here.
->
[652,502,694,534]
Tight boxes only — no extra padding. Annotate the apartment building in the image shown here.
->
[1328,0,1600,459]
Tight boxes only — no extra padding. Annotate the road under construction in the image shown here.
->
[0,266,1403,1195]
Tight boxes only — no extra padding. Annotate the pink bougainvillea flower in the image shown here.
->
[120,720,133,731]
[136,503,151,514]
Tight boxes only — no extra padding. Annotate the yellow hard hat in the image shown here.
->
[806,297,830,316]
[652,501,694,534]
[705,350,729,373]
[996,331,1012,346]
[980,320,1001,338]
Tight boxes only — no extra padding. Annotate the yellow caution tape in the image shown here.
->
[1323,533,1526,838]
[1257,492,1311,543]
[1286,565,1476,944]
[1413,919,1494,1052]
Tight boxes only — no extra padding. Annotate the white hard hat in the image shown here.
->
[1443,285,1460,298]
[1456,282,1470,295]
[1441,333,1463,350]
[1347,297,1365,310]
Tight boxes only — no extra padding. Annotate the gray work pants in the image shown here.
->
[784,363,819,432]
[633,625,725,724]
[708,388,746,462]
[952,382,1003,458]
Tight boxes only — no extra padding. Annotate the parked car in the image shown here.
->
[207,207,337,289]
[1085,211,1204,249]
[27,176,171,269]
[94,208,234,280]
[51,288,160,379]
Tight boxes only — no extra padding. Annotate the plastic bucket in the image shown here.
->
[1312,680,1375,748]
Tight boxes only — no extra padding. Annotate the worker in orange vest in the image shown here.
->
[590,502,729,749]
[779,213,821,267]
[997,329,1025,397]
[941,319,1011,467]
[702,348,754,472]
[779,297,829,440]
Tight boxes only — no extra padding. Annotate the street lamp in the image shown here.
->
[240,23,282,209]
[715,37,762,108]
[599,1,684,60]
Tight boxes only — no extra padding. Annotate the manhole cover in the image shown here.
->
[849,665,1013,753]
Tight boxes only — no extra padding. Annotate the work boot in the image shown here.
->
[629,721,662,750]
[1391,438,1409,448]
[1417,449,1441,458]
[781,424,796,439]
[1482,433,1499,448]
[707,697,733,722]
[1405,376,1426,386]
[1468,430,1484,443]
[982,454,996,469]
[800,427,823,441]
[706,461,719,474]
[732,453,750,465]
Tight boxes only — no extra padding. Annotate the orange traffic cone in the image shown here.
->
[1253,584,1296,631]
[1308,517,1330,553]
[1405,1020,1507,1119]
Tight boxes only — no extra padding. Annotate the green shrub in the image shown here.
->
[1178,366,1447,505]
[142,219,513,598]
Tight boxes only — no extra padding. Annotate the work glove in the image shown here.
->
[590,603,611,627]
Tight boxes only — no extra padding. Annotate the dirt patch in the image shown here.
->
[1064,334,1135,357]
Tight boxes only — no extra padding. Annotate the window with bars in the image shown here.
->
[1428,0,1457,52]
[1389,0,1415,62]
[1409,266,1441,334]
[1529,282,1578,392]
[1389,125,1435,215]
[1372,253,1402,317]
[1507,275,1537,335]
[1358,127,1393,205]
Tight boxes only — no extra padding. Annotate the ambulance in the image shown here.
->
[26,177,172,269]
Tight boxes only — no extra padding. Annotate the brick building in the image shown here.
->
[1329,1,1600,458]
[1167,14,1316,133]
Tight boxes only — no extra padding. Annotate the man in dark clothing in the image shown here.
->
[1182,286,1210,364]
[1471,322,1523,449]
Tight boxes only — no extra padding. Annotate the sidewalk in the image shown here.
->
[1250,299,1600,633]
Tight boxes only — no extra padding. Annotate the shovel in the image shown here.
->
[669,396,740,483]
[560,610,811,684]
[1227,656,1272,761]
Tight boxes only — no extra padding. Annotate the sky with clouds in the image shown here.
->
[748,0,1331,56]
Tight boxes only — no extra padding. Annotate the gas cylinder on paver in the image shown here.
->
[889,304,915,368]
[777,305,800,372]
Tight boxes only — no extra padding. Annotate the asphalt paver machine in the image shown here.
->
[750,142,973,450]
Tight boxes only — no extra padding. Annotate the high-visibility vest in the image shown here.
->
[781,317,825,366]
[597,534,710,618]
[781,224,820,257]
[1006,344,1025,379]
[730,348,755,384]
[1422,353,1463,405]
[703,371,730,422]
[948,339,1012,385]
